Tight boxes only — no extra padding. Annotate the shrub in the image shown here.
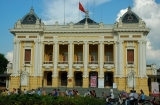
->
[0,94,105,105]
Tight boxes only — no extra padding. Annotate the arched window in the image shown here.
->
[91,52,97,61]
[77,52,83,61]
[63,52,68,62]
[106,52,112,62]
[49,52,53,61]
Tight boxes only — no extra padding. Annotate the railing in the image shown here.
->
[43,61,53,64]
[88,61,98,64]
[127,61,134,64]
[73,61,83,64]
[146,65,151,67]
[58,61,68,64]
[104,61,114,64]
[24,61,30,64]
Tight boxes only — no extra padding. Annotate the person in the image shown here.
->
[131,90,138,105]
[92,90,96,98]
[57,89,60,96]
[37,88,41,96]
[138,90,145,104]
[41,88,46,96]
[6,89,10,95]
[106,89,114,104]
[87,90,91,96]
[24,89,27,94]
[52,89,58,96]
[65,89,68,96]
[30,89,35,94]
[125,90,134,105]
[17,88,21,94]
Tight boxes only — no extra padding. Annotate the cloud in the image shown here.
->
[116,8,127,22]
[6,51,13,63]
[116,0,160,68]
[41,0,110,25]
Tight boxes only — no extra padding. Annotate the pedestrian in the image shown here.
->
[37,88,41,96]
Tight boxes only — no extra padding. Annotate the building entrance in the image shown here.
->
[104,72,113,87]
[60,71,67,86]
[47,72,52,86]
[89,71,98,87]
[74,71,82,86]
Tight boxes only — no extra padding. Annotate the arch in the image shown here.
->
[47,72,52,85]
[90,51,98,61]
[74,71,83,86]
[76,51,83,61]
[105,51,113,62]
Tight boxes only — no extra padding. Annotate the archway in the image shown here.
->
[104,72,113,87]
[89,71,98,87]
[47,72,52,85]
[74,71,82,86]
[60,71,67,86]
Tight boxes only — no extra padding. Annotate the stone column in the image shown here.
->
[52,41,58,87]
[138,41,143,76]
[12,41,17,75]
[67,41,73,87]
[117,41,124,76]
[15,40,20,75]
[142,41,147,76]
[114,41,118,76]
[83,41,89,88]
[99,41,104,77]
[34,41,38,76]
[53,41,58,77]
[38,41,42,76]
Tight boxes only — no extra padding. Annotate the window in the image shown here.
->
[24,49,31,64]
[49,52,53,61]
[106,52,112,62]
[91,52,97,61]
[77,52,83,61]
[63,52,68,62]
[127,49,134,64]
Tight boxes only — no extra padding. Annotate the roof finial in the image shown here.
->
[128,6,131,11]
[85,10,89,18]
[30,7,34,14]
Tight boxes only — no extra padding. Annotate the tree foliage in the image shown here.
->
[0,53,9,74]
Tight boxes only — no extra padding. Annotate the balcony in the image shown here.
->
[73,61,83,71]
[103,61,114,71]
[88,61,98,71]
[57,61,68,71]
[42,61,53,70]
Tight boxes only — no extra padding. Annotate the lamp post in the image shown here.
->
[128,65,136,91]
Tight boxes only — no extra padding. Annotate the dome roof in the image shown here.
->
[21,7,40,24]
[121,6,139,23]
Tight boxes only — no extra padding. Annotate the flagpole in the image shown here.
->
[64,0,65,25]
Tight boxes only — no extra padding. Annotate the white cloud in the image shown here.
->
[6,51,13,63]
[116,0,160,68]
[41,0,110,25]
[116,8,127,22]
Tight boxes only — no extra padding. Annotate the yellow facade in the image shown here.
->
[8,7,158,96]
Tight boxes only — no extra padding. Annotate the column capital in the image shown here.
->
[99,41,104,44]
[138,40,143,44]
[34,40,39,44]
[83,41,88,44]
[142,41,147,44]
[54,41,58,44]
[68,41,73,44]
[117,40,124,44]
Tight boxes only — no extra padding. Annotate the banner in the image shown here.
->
[151,82,159,94]
[90,76,97,87]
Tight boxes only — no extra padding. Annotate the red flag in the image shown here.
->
[79,2,86,13]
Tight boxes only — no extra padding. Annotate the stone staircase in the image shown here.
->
[38,87,121,98]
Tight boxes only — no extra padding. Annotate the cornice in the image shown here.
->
[113,28,150,32]
[10,28,43,33]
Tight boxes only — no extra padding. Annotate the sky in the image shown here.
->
[0,0,160,68]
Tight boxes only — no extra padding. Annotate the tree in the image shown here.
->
[0,53,9,74]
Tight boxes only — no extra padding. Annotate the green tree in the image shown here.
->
[0,53,9,74]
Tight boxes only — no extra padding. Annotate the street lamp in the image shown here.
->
[128,65,136,91]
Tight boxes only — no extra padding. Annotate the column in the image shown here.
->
[83,41,88,77]
[67,41,73,87]
[99,41,104,77]
[142,41,147,76]
[138,41,143,76]
[34,40,38,76]
[12,41,17,75]
[53,41,58,77]
[114,41,118,76]
[83,41,89,88]
[118,41,124,76]
[15,40,20,75]
[52,41,58,87]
